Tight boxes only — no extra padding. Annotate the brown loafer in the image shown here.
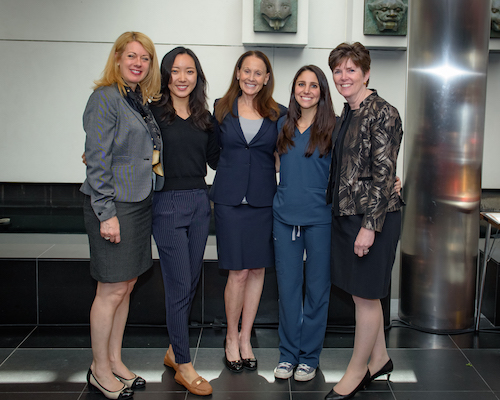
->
[163,350,179,372]
[174,372,213,396]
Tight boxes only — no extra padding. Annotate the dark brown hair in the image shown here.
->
[277,65,336,158]
[214,50,280,123]
[328,42,371,85]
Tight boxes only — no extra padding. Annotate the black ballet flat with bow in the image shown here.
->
[242,357,257,371]
[224,339,243,372]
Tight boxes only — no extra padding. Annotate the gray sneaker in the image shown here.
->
[274,362,296,379]
[294,363,316,381]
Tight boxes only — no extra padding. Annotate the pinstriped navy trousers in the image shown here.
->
[152,189,211,363]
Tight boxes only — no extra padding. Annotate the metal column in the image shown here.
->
[399,0,490,331]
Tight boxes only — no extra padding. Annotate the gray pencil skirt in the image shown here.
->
[83,191,153,283]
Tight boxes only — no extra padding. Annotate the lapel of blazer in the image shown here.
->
[230,99,248,145]
[331,103,350,152]
[250,115,272,145]
[230,98,274,146]
[119,92,149,132]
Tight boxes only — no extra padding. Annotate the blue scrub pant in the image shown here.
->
[273,219,331,368]
[152,189,210,364]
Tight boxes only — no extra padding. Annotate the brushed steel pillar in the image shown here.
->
[399,0,490,331]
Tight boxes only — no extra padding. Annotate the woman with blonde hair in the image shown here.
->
[80,31,161,399]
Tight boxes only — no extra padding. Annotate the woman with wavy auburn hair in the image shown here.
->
[80,31,161,399]
[211,50,286,373]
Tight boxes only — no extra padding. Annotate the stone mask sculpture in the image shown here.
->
[260,0,292,31]
[367,0,408,32]
[492,0,500,32]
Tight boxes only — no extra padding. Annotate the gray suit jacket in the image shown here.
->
[80,84,156,221]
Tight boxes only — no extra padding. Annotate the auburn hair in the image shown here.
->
[214,50,280,123]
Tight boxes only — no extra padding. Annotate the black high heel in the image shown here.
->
[224,339,243,372]
[324,370,370,400]
[369,359,393,382]
[87,368,134,399]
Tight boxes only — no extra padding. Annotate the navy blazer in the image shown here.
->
[210,99,287,207]
[80,84,158,221]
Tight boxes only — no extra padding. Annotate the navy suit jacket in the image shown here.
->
[210,99,287,207]
[80,85,158,221]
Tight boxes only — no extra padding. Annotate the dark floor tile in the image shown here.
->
[385,325,457,349]
[0,393,84,400]
[128,261,168,325]
[123,326,200,349]
[207,392,291,400]
[0,348,90,392]
[294,392,394,400]
[38,260,94,325]
[197,326,226,348]
[132,393,186,400]
[195,348,287,392]
[0,326,34,348]
[210,368,287,392]
[323,330,355,348]
[20,326,90,348]
[0,349,13,364]
[393,392,497,400]
[198,327,279,349]
[388,349,489,392]
[452,330,500,349]
[122,326,169,348]
[463,349,500,390]
[84,386,187,400]
[0,259,37,324]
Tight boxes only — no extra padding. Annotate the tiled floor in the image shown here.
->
[1,321,500,400]
[2,234,500,399]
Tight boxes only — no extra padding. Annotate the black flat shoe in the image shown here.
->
[324,370,370,400]
[224,340,243,372]
[87,368,134,399]
[113,372,146,389]
[369,359,393,382]
[242,357,257,370]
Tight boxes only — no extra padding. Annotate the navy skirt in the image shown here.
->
[331,211,401,299]
[214,203,274,270]
[83,191,153,283]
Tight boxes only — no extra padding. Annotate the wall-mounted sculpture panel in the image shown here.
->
[254,0,298,32]
[364,0,408,36]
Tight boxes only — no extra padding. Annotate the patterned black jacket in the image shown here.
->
[326,90,403,232]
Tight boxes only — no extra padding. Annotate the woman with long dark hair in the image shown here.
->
[152,46,219,396]
[272,65,336,381]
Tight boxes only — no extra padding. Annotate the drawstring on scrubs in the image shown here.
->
[292,225,301,241]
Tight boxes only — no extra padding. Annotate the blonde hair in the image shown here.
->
[93,31,161,104]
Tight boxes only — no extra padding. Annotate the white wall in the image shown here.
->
[0,0,498,187]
